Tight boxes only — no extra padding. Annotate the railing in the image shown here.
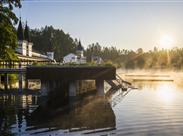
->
[0,61,29,69]
[0,60,55,69]
[105,73,137,97]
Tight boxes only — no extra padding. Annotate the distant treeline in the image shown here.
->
[30,26,183,69]
[86,44,183,69]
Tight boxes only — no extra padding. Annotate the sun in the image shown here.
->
[159,35,174,49]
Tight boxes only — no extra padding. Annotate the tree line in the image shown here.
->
[30,26,78,61]
[30,26,183,69]
[86,44,183,69]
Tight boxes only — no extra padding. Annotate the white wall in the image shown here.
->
[27,43,33,57]
[16,41,27,56]
[63,53,78,63]
[47,52,54,60]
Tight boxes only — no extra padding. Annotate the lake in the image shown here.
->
[1,73,183,136]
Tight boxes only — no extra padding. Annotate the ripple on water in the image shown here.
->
[113,82,183,136]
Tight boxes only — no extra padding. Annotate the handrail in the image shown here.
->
[116,73,132,85]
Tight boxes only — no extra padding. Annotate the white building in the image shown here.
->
[63,40,86,64]
[47,52,54,61]
[16,20,33,57]
[16,19,55,62]
[63,53,78,63]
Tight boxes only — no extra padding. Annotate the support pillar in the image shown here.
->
[69,80,77,96]
[69,80,77,103]
[41,80,50,96]
[4,73,8,90]
[19,73,23,93]
[25,80,29,90]
[96,80,104,96]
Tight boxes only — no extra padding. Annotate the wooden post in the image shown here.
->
[4,73,8,90]
[0,74,1,86]
[96,80,104,96]
[69,80,77,103]
[69,80,77,97]
[25,79,29,90]
[41,80,49,96]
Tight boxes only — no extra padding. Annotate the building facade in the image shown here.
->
[16,19,55,62]
[63,40,86,64]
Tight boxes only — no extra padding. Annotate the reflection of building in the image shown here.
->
[63,40,86,64]
[16,19,54,62]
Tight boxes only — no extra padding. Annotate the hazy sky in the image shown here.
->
[14,0,183,51]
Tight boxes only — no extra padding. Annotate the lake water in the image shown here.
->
[1,77,183,135]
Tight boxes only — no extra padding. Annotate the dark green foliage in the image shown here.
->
[30,26,183,69]
[30,26,77,61]
[0,0,21,60]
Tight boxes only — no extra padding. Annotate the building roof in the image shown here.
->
[17,18,24,41]
[77,40,84,51]
[24,21,31,42]
[64,53,77,58]
[16,53,51,62]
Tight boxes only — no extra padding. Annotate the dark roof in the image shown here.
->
[24,21,31,42]
[17,18,24,41]
[77,40,84,51]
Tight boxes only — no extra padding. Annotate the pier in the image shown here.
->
[0,65,133,106]
[26,66,116,103]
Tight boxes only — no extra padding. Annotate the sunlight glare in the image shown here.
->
[159,35,174,49]
[156,84,175,103]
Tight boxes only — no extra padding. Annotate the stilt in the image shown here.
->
[4,73,8,90]
[96,80,104,96]
[25,80,29,90]
[69,80,77,103]
[41,80,49,96]
[69,80,77,96]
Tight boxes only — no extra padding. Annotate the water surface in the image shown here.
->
[1,80,183,135]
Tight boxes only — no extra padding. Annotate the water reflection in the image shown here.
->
[156,84,176,103]
[0,94,116,135]
[29,97,116,134]
[0,95,38,136]
[113,81,183,136]
[2,80,183,135]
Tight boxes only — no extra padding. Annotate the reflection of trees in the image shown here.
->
[0,95,17,136]
[29,97,116,133]
[0,94,115,135]
[0,95,38,135]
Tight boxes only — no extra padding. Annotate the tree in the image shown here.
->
[0,0,21,60]
[31,26,77,61]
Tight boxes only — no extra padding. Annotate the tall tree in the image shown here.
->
[0,0,21,60]
[31,26,77,61]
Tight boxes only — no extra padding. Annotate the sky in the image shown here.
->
[14,0,183,51]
